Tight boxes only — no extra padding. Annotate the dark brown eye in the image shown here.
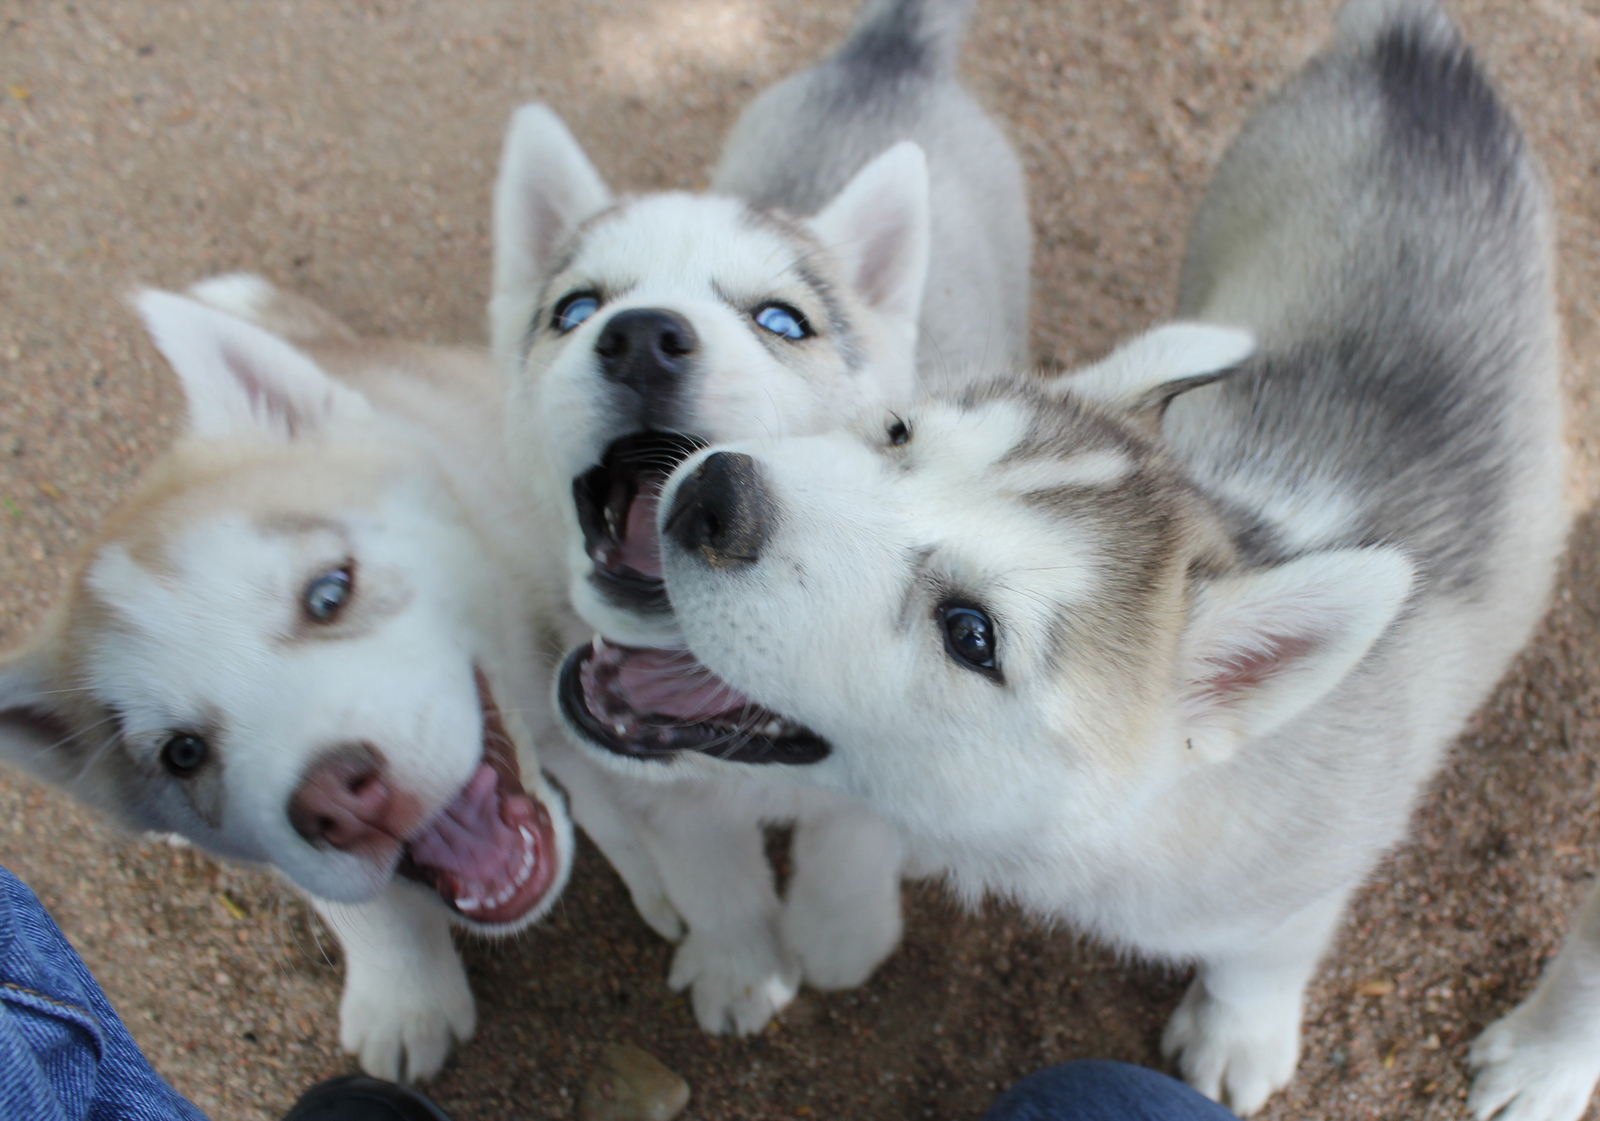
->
[160,732,209,778]
[303,567,353,623]
[940,603,998,674]
[887,418,910,446]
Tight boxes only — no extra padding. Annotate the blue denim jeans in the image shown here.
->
[984,1060,1239,1121]
[0,864,208,1121]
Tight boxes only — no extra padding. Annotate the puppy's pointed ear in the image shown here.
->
[0,641,90,788]
[491,104,614,365]
[136,290,372,441]
[1171,547,1414,764]
[1056,323,1254,431]
[809,141,931,334]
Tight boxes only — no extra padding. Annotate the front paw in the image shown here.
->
[780,881,902,991]
[339,954,476,1082]
[1469,1009,1600,1121]
[667,927,800,1035]
[1161,977,1301,1116]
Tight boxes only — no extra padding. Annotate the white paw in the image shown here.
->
[667,927,800,1035]
[338,955,476,1082]
[780,882,902,991]
[1161,977,1301,1116]
[1469,1010,1600,1121]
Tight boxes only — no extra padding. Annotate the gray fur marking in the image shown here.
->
[1168,0,1552,594]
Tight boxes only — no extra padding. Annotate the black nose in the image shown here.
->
[664,452,772,568]
[595,308,698,396]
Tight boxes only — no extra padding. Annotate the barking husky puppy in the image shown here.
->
[0,277,586,1082]
[496,0,1030,1032]
[563,0,1566,1111]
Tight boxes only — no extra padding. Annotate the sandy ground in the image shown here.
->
[2,1,1599,1118]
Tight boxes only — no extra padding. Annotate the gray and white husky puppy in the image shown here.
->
[562,0,1566,1111]
[494,0,1030,1033]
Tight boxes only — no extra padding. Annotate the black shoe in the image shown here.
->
[283,1075,455,1121]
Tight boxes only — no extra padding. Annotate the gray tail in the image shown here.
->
[1334,0,1525,190]
[1173,0,1554,594]
[834,0,978,77]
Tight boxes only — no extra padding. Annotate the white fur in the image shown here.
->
[622,2,1566,1113]
[0,280,628,1081]
[1057,322,1256,412]
[494,0,1030,1037]
[1469,886,1600,1121]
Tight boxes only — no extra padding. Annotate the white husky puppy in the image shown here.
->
[0,277,594,1082]
[495,0,1031,1032]
[561,0,1567,1112]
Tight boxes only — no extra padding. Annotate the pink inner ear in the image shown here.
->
[1198,633,1321,704]
[221,341,303,438]
[855,208,910,309]
[0,702,77,752]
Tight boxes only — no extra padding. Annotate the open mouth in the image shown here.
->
[572,432,706,612]
[395,669,562,926]
[557,635,831,765]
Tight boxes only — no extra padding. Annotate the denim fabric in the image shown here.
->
[983,1060,1240,1121]
[0,865,210,1121]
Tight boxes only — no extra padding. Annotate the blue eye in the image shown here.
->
[753,302,810,340]
[553,292,601,333]
[304,567,353,623]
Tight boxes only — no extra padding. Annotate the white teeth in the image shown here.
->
[761,720,781,736]
[613,720,629,736]
[454,827,540,914]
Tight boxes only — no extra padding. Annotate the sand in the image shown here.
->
[2,1,1598,1118]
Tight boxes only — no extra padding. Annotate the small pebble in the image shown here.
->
[579,1043,690,1121]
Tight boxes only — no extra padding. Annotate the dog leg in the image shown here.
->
[311,879,475,1083]
[645,789,800,1035]
[781,804,905,990]
[1469,883,1600,1121]
[1161,890,1347,1115]
[542,741,685,941]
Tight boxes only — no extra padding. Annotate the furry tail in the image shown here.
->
[835,0,978,77]
[1332,0,1458,55]
[186,273,358,345]
[1333,0,1527,200]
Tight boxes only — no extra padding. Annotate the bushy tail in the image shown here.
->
[1331,0,1458,56]
[835,0,978,77]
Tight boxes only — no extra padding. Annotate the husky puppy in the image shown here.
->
[0,277,597,1083]
[496,0,1031,1032]
[561,0,1566,1111]
[1469,884,1600,1121]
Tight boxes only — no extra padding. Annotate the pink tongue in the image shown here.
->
[407,764,522,880]
[613,478,664,579]
[589,641,754,722]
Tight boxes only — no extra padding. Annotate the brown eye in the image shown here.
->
[940,603,998,674]
[303,567,353,623]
